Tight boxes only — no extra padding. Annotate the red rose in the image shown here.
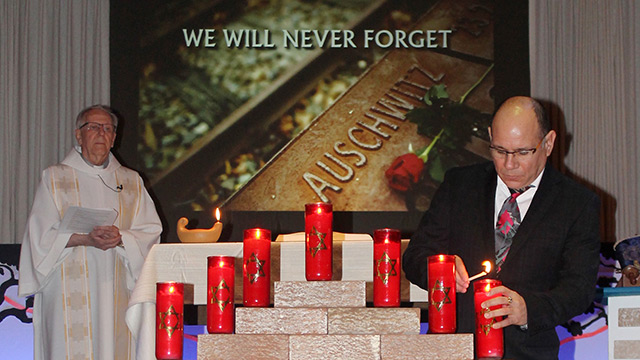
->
[385,153,424,192]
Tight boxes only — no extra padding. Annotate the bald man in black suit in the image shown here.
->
[403,96,601,359]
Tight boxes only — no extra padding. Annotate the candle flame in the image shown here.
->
[484,283,491,292]
[384,238,390,244]
[482,261,492,273]
[316,207,322,215]
[169,285,175,293]
[215,208,221,221]
[255,228,261,238]
[219,260,226,267]
[438,254,445,262]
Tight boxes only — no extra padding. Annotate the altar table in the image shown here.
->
[125,238,428,359]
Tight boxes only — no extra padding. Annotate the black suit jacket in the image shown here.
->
[403,162,601,360]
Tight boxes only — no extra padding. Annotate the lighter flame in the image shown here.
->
[482,261,492,273]
[215,208,221,221]
[468,260,492,282]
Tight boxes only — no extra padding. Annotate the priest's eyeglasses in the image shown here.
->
[79,122,116,133]
[489,135,545,159]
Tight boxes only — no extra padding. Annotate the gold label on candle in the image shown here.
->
[375,251,397,285]
[246,252,266,284]
[158,305,182,337]
[212,279,232,312]
[481,308,495,335]
[430,279,452,312]
[307,226,328,257]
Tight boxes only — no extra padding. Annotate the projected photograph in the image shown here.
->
[134,0,496,239]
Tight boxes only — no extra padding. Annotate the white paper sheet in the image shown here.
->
[58,206,118,234]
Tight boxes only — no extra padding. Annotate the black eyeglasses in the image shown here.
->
[79,122,116,133]
[489,135,546,159]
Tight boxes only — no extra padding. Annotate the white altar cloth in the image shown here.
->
[125,243,242,360]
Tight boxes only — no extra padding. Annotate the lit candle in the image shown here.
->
[207,256,235,334]
[176,208,223,243]
[468,261,493,282]
[305,202,333,281]
[155,282,183,360]
[243,228,271,307]
[474,279,504,358]
[373,228,401,307]
[427,254,456,333]
[214,207,222,233]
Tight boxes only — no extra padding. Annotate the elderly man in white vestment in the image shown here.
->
[19,105,162,359]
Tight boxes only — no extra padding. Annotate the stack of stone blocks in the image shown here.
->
[608,292,640,360]
[197,280,473,359]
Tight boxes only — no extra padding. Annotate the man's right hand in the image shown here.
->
[454,255,470,293]
[68,225,122,250]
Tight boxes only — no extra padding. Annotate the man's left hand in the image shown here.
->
[92,225,123,250]
[481,285,527,329]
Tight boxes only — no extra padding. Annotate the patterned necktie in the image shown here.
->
[495,186,533,272]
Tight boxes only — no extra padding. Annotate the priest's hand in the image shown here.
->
[454,255,470,293]
[68,225,123,250]
[481,285,528,328]
[91,225,122,250]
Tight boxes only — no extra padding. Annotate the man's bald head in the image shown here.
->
[488,96,556,189]
[493,96,549,139]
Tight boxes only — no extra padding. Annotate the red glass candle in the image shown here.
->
[427,254,456,333]
[373,228,401,307]
[243,228,271,307]
[305,202,333,281]
[474,279,504,358]
[155,282,183,360]
[207,255,235,334]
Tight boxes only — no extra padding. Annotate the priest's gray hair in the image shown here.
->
[75,105,119,129]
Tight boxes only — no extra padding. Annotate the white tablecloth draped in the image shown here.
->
[125,243,243,360]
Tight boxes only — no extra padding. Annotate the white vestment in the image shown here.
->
[19,148,162,360]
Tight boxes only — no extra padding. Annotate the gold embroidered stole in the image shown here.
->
[50,165,139,359]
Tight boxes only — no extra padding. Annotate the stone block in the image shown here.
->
[614,340,640,359]
[328,308,420,334]
[381,334,474,360]
[236,307,327,334]
[197,334,289,360]
[274,280,366,308]
[619,307,640,327]
[290,335,380,360]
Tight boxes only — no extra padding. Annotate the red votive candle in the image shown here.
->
[427,254,456,333]
[155,282,183,360]
[305,202,333,281]
[243,228,271,307]
[474,279,504,358]
[373,228,401,307]
[207,255,235,334]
